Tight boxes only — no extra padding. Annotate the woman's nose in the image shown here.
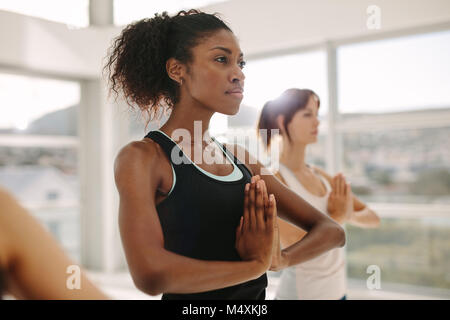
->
[314,116,320,126]
[231,65,245,82]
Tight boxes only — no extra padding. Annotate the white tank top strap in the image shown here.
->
[278,164,308,193]
[309,165,332,193]
[278,163,331,197]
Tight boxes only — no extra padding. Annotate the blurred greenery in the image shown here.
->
[410,169,450,197]
[345,218,450,289]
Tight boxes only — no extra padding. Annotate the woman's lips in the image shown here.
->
[226,91,244,99]
[225,88,244,99]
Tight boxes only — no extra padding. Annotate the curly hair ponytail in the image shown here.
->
[103,9,232,123]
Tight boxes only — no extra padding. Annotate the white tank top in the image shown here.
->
[275,163,347,300]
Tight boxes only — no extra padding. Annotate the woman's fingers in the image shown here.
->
[243,183,250,232]
[266,194,277,234]
[341,175,346,196]
[346,183,352,200]
[236,216,243,239]
[336,174,341,195]
[244,175,269,231]
[261,178,269,210]
[255,180,265,230]
[256,176,269,210]
[249,178,257,230]
[336,174,342,195]
[332,175,337,196]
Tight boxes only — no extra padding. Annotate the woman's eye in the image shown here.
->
[215,57,227,63]
[239,60,246,69]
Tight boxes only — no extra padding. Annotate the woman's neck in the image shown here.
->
[279,138,308,173]
[159,98,214,144]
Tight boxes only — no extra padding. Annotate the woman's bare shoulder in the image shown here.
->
[116,138,161,165]
[0,188,16,268]
[310,165,333,183]
[114,138,165,182]
[0,187,15,206]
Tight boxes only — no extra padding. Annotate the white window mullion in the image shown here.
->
[0,134,78,148]
[326,42,339,175]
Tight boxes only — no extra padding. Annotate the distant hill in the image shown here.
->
[25,105,78,136]
[0,105,78,135]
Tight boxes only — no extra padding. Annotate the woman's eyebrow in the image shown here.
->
[209,46,244,57]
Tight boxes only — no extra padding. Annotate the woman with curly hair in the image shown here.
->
[104,9,345,300]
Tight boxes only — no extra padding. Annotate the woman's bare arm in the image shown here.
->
[272,172,307,248]
[0,188,109,300]
[313,166,380,228]
[115,141,266,296]
[225,144,346,268]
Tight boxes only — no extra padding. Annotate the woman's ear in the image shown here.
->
[276,114,286,136]
[166,58,186,84]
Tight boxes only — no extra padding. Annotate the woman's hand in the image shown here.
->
[267,196,289,272]
[235,176,276,272]
[253,175,288,272]
[327,173,353,224]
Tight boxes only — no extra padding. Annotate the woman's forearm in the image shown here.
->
[349,207,380,228]
[281,220,345,267]
[139,250,266,295]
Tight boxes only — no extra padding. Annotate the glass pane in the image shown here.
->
[342,127,450,204]
[346,217,450,291]
[114,0,229,25]
[242,51,328,117]
[0,146,80,262]
[0,73,80,136]
[0,0,89,27]
[338,30,450,113]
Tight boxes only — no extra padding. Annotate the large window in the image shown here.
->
[0,0,89,27]
[0,72,81,262]
[337,29,450,292]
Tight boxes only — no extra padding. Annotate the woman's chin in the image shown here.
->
[218,104,241,116]
[308,136,318,144]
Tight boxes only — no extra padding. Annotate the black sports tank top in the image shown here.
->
[145,130,267,300]
[0,268,4,300]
